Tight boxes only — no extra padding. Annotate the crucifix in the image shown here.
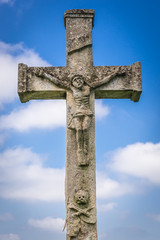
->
[18,9,142,240]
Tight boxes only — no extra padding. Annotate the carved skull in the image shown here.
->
[74,189,89,205]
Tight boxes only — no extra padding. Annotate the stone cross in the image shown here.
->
[18,9,142,240]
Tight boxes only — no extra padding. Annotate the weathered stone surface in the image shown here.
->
[18,62,141,103]
[18,9,142,240]
[94,61,142,102]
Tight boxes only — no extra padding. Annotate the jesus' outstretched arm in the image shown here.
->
[33,68,70,89]
[90,67,125,89]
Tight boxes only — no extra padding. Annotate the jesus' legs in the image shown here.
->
[83,116,91,155]
[74,117,84,165]
[82,116,91,165]
[74,115,91,166]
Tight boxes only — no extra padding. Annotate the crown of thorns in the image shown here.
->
[71,74,85,82]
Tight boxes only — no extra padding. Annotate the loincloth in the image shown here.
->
[68,109,93,129]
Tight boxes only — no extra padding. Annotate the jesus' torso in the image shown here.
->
[71,84,92,116]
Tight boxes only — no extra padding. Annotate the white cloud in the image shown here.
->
[0,100,66,132]
[0,213,13,221]
[0,41,49,107]
[0,100,109,132]
[0,234,20,240]
[1,143,157,203]
[109,142,160,185]
[28,217,65,232]
[0,0,14,5]
[0,146,134,202]
[0,147,65,202]
[98,202,117,212]
[95,100,110,120]
[148,213,160,222]
[97,172,134,199]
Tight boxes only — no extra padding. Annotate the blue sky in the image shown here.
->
[0,0,160,240]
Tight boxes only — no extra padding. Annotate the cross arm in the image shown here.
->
[90,61,142,102]
[18,63,70,103]
[89,66,125,89]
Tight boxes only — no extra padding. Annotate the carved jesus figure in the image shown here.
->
[34,67,125,166]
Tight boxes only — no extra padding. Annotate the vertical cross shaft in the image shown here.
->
[65,9,94,69]
[64,10,98,240]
